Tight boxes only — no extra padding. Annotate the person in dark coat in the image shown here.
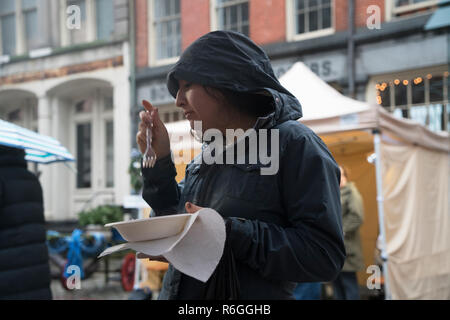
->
[136,30,345,299]
[0,145,52,300]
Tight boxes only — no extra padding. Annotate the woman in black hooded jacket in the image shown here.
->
[136,31,345,299]
[0,145,52,299]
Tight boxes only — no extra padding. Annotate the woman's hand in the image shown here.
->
[185,202,204,213]
[136,100,171,159]
[136,203,203,263]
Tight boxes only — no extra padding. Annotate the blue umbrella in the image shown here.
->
[0,119,75,164]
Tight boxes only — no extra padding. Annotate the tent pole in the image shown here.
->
[373,131,392,300]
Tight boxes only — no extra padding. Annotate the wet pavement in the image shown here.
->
[50,256,133,300]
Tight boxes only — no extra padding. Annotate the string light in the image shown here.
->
[426,74,432,80]
[394,79,400,85]
[376,96,382,104]
[403,80,409,86]
[413,77,423,85]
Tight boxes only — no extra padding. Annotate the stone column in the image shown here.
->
[113,61,131,205]
[37,94,53,220]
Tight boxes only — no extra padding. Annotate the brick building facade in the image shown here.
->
[135,0,448,132]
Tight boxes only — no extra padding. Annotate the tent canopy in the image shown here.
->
[279,62,450,299]
[279,62,449,153]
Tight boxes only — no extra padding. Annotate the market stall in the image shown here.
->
[280,62,450,299]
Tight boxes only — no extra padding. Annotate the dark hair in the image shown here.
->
[203,86,274,118]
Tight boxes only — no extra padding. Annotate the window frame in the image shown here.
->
[286,0,335,42]
[0,0,41,56]
[101,94,114,189]
[22,0,39,52]
[385,0,439,21]
[370,65,449,132]
[147,0,181,67]
[210,0,250,36]
[60,0,114,47]
[95,0,115,41]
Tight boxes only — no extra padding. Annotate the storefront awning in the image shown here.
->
[425,0,450,30]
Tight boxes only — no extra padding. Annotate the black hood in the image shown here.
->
[0,145,26,167]
[166,31,302,127]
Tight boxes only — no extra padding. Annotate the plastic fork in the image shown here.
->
[142,113,157,168]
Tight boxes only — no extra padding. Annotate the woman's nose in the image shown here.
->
[175,90,186,108]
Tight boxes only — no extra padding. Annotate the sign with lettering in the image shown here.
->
[272,54,346,82]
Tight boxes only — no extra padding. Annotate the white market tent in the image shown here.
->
[164,62,450,299]
[279,62,450,300]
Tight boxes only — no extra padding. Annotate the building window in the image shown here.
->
[0,0,16,56]
[395,0,437,7]
[287,0,334,41]
[294,0,332,34]
[105,120,114,188]
[215,0,249,36]
[67,0,87,44]
[391,0,439,18]
[62,0,115,46]
[95,0,114,40]
[151,0,181,63]
[7,109,23,123]
[375,70,449,132]
[76,122,92,189]
[0,0,41,56]
[22,0,38,51]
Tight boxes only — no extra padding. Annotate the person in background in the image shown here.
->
[332,165,365,300]
[0,145,52,299]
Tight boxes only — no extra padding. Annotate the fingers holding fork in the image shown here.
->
[142,110,157,168]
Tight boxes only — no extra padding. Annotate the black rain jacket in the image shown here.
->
[142,31,345,299]
[0,146,52,299]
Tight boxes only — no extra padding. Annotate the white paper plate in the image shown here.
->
[105,214,192,242]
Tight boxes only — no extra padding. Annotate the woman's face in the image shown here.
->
[175,79,227,132]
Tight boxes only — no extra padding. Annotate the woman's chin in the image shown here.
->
[188,119,203,130]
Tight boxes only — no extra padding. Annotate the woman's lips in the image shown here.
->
[184,111,195,120]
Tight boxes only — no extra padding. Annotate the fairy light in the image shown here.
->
[427,74,432,80]
[403,80,409,86]
[394,79,400,85]
[413,77,423,85]
[376,96,382,104]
